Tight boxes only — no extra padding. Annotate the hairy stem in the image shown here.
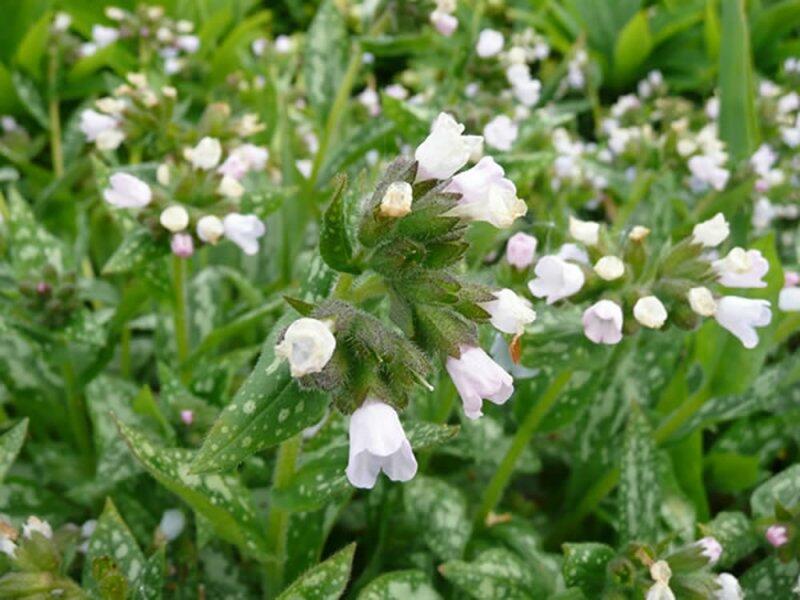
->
[171,255,190,373]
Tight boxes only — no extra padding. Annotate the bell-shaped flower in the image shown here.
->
[779,287,800,311]
[222,213,265,255]
[479,288,536,335]
[569,216,600,246]
[445,157,527,228]
[714,573,743,600]
[446,345,514,419]
[185,137,222,170]
[506,232,537,269]
[557,243,590,265]
[766,524,789,547]
[692,213,729,247]
[346,399,417,489]
[713,247,769,288]
[23,516,52,540]
[696,536,723,565]
[414,113,482,181]
[714,296,772,349]
[430,10,458,36]
[582,300,623,345]
[528,255,585,304]
[103,173,152,208]
[275,317,336,378]
[170,233,194,258]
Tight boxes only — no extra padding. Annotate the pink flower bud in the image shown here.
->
[506,232,537,269]
[36,282,51,295]
[696,536,722,565]
[180,410,194,425]
[171,233,194,258]
[785,271,800,288]
[766,524,789,547]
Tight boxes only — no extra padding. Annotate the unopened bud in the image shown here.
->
[160,206,189,232]
[628,225,650,242]
[594,256,625,281]
[197,215,225,244]
[687,286,717,316]
[379,181,413,218]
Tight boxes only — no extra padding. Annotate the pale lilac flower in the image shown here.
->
[479,288,536,335]
[185,137,222,170]
[483,115,518,151]
[346,399,417,488]
[176,35,200,53]
[506,232,537,269]
[697,536,723,565]
[528,255,585,304]
[582,300,623,345]
[430,11,458,36]
[251,37,267,56]
[766,524,789,547]
[196,215,224,244]
[180,409,194,425]
[779,287,800,311]
[103,173,152,208]
[358,87,381,116]
[80,109,124,150]
[688,155,729,191]
[217,175,244,199]
[415,112,482,181]
[692,213,730,247]
[476,29,504,58]
[713,248,769,288]
[275,318,336,378]
[715,296,772,348]
[92,25,119,48]
[446,345,514,420]
[445,157,526,228]
[171,234,194,258]
[384,84,409,100]
[557,243,589,265]
[222,213,265,255]
[275,35,293,54]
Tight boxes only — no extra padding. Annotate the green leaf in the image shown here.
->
[612,11,653,88]
[439,548,536,599]
[701,511,758,570]
[83,498,146,594]
[11,70,48,129]
[718,0,759,162]
[102,228,166,275]
[116,419,270,560]
[0,419,27,484]
[404,421,459,450]
[318,119,396,184]
[5,186,65,277]
[303,0,348,124]
[131,548,165,600]
[705,452,760,493]
[562,543,614,597]
[403,476,471,560]
[356,570,441,600]
[751,464,800,518]
[270,445,350,512]
[618,405,660,544]
[740,557,799,599]
[381,95,432,141]
[320,174,360,274]
[277,543,355,600]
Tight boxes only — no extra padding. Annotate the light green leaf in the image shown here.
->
[751,464,800,518]
[5,186,65,276]
[0,419,27,484]
[562,543,614,597]
[11,70,48,129]
[303,1,348,124]
[102,228,166,275]
[740,557,799,599]
[612,11,653,88]
[277,543,355,600]
[131,548,165,600]
[403,476,471,561]
[356,570,441,600]
[116,419,270,560]
[618,405,660,544]
[320,174,360,274]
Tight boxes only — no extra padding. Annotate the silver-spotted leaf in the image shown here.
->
[356,570,441,600]
[403,476,471,560]
[439,548,535,599]
[277,543,355,600]
[751,464,800,518]
[0,419,27,484]
[618,406,660,544]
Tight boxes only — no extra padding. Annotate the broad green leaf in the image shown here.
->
[751,464,800,518]
[562,543,614,597]
[618,406,660,544]
[440,548,536,599]
[0,419,27,484]
[11,71,48,129]
[102,228,166,275]
[320,174,360,274]
[116,419,270,560]
[701,511,758,570]
[740,557,799,599]
[403,476,471,560]
[303,0,348,124]
[83,498,146,594]
[612,11,653,88]
[277,543,355,600]
[357,570,441,600]
[5,186,65,277]
[705,452,760,493]
[13,12,51,79]
[318,119,396,184]
[718,0,759,162]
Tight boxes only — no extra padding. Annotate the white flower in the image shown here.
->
[483,115,518,151]
[52,12,72,32]
[557,243,589,265]
[218,175,244,199]
[380,181,413,218]
[528,256,585,304]
[714,573,743,600]
[296,159,312,179]
[384,84,409,100]
[751,144,777,176]
[275,35,293,54]
[430,10,458,36]
[582,300,624,345]
[687,287,717,317]
[479,288,536,335]
[415,112,482,181]
[92,25,119,48]
[594,256,625,281]
[196,215,225,244]
[715,296,772,349]
[446,345,514,420]
[476,29,504,58]
[223,213,265,255]
[692,213,730,247]
[629,225,651,242]
[346,399,417,489]
[103,173,152,208]
[159,206,189,232]
[445,157,526,228]
[358,87,381,116]
[646,561,676,600]
[23,516,52,540]
[96,97,126,115]
[252,37,267,56]
[713,247,769,288]
[157,163,171,186]
[512,78,541,107]
[634,296,668,329]
[696,536,723,565]
[0,535,16,558]
[158,509,185,541]
[506,232,537,269]
[185,137,222,170]
[569,216,600,246]
[275,318,336,377]
[779,287,800,311]
[80,109,123,149]
[176,35,200,53]
[688,155,730,191]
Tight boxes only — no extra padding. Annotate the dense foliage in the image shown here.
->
[0,0,799,598]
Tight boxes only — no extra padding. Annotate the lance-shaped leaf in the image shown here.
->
[320,174,361,274]
[303,0,348,124]
[102,228,167,275]
[357,570,441,600]
[83,498,146,594]
[116,419,270,560]
[277,543,355,600]
[0,419,27,484]
[5,187,66,277]
[617,405,660,544]
[751,464,800,519]
[131,548,165,600]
